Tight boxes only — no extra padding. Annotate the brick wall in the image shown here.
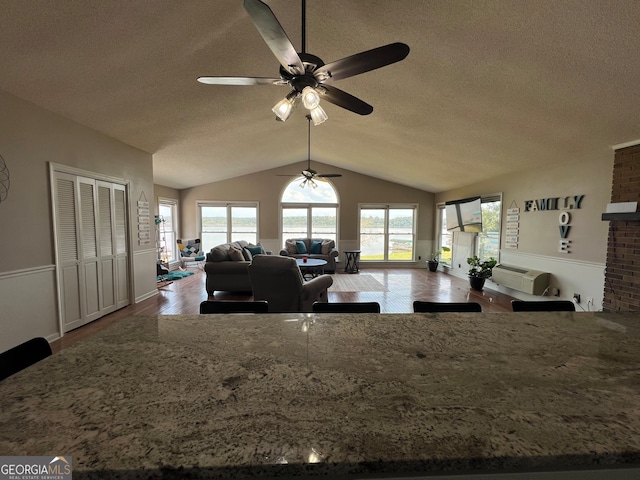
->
[603,144,640,311]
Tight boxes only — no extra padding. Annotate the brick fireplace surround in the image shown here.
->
[603,143,640,311]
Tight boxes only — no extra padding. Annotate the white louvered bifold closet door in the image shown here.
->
[97,181,116,313]
[113,184,130,308]
[78,177,102,325]
[54,172,130,332]
[55,172,83,329]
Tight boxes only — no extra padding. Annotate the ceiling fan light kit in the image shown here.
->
[197,0,410,125]
[301,86,319,109]
[272,90,299,121]
[308,104,327,126]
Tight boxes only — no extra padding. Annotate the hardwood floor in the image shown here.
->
[51,267,518,353]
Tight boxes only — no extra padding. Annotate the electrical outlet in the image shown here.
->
[573,293,581,304]
[418,255,421,260]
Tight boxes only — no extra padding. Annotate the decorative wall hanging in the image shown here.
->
[0,154,10,203]
[505,200,519,249]
[137,191,150,246]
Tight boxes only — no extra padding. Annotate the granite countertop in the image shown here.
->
[1,312,640,479]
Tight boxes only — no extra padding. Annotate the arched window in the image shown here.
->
[281,177,339,244]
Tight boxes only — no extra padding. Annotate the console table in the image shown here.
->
[1,312,639,479]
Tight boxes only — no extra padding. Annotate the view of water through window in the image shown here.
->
[281,178,338,241]
[360,207,415,260]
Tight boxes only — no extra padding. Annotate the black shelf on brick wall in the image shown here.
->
[601,212,640,221]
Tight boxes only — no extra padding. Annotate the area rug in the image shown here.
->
[328,274,388,292]
[160,271,195,281]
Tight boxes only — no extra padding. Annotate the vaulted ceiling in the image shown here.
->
[1,0,639,192]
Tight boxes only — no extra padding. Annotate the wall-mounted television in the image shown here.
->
[445,196,482,232]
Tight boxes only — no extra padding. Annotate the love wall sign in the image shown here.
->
[523,195,585,254]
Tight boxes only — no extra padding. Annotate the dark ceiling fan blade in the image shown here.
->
[317,173,342,178]
[197,76,283,86]
[243,0,305,75]
[315,42,410,83]
[320,85,373,115]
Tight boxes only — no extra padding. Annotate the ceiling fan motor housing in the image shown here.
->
[280,53,326,92]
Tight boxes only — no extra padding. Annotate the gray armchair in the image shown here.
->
[248,255,333,312]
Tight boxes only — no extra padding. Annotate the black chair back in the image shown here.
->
[0,337,52,381]
[413,301,482,313]
[199,300,269,314]
[313,302,381,313]
[511,300,575,312]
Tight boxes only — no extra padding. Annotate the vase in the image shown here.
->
[427,260,439,272]
[469,276,486,291]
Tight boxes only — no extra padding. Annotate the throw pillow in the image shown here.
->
[248,244,264,256]
[228,247,244,261]
[241,247,252,261]
[285,239,297,255]
[295,240,307,254]
[310,240,322,254]
[210,244,229,262]
[321,239,335,254]
[181,245,200,257]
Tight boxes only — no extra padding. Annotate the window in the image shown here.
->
[198,202,258,251]
[281,178,338,243]
[435,195,501,263]
[476,196,501,259]
[436,204,452,265]
[158,198,178,263]
[359,205,417,261]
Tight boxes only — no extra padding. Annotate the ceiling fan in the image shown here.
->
[197,0,410,125]
[279,115,342,189]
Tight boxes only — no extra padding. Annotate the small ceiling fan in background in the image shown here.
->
[197,0,410,125]
[278,115,342,189]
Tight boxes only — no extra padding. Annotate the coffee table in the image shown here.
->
[296,258,327,280]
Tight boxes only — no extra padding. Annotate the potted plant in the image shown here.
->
[427,246,451,272]
[467,255,497,290]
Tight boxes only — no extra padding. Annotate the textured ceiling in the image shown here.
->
[1,0,639,192]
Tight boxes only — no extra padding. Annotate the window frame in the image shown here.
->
[474,194,502,261]
[358,203,418,262]
[435,203,452,266]
[158,197,179,265]
[435,194,502,264]
[280,178,339,246]
[197,201,260,251]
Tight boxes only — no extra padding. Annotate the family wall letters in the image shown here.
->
[523,195,584,212]
[523,194,584,254]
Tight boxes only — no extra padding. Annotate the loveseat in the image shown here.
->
[204,240,270,295]
[279,238,339,273]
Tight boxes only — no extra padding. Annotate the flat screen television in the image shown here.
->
[445,196,482,232]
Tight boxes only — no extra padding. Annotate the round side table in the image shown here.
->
[344,250,361,274]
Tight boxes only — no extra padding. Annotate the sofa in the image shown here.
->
[279,238,339,273]
[204,240,270,295]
